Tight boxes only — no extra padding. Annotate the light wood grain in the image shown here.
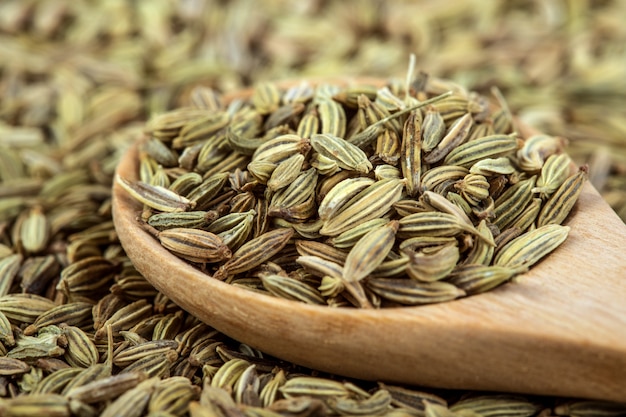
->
[112,78,626,402]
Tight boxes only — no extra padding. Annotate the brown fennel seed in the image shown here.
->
[154,227,232,264]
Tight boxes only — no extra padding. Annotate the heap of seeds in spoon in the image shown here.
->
[117,75,586,308]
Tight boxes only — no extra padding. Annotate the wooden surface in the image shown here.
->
[112,79,626,402]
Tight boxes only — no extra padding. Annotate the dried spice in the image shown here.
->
[1,0,624,415]
[121,79,584,308]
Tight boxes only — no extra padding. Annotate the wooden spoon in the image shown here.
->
[112,77,626,402]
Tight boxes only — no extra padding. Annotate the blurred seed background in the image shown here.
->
[0,0,625,412]
[1,0,625,218]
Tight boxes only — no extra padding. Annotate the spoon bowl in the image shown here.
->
[112,78,626,402]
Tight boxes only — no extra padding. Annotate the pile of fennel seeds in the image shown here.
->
[117,76,586,309]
